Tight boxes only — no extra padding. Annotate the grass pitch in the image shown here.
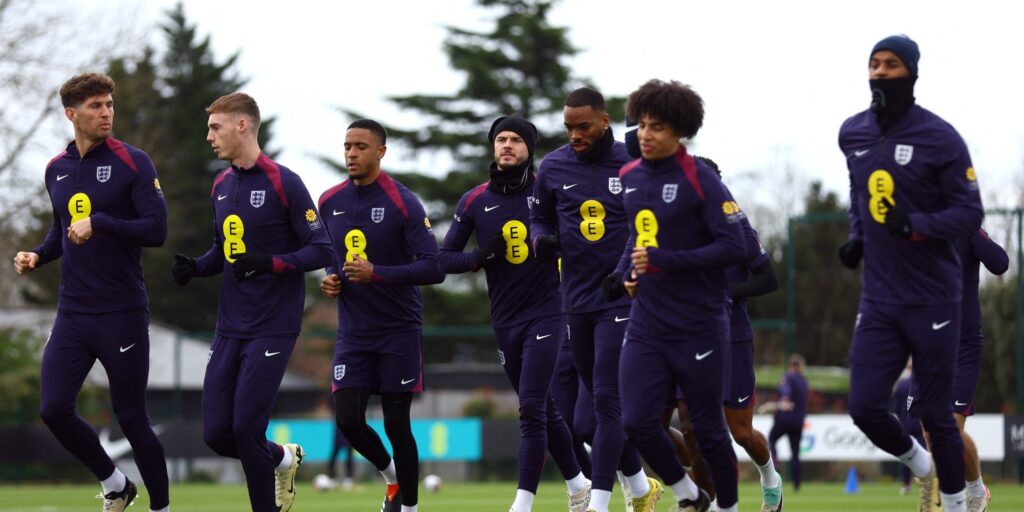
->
[0,480,1022,511]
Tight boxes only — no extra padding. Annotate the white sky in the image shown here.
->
[37,1,1024,221]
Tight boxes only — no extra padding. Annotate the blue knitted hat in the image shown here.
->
[871,34,920,77]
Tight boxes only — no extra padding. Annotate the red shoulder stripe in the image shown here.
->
[105,138,138,172]
[257,153,289,207]
[377,172,409,218]
[619,158,642,177]
[675,147,703,203]
[319,180,351,209]
[461,182,490,214]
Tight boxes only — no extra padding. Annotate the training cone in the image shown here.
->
[844,466,859,494]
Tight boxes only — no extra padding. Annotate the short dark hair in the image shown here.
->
[626,79,704,139]
[59,73,115,108]
[206,92,261,128]
[564,86,605,110]
[348,119,387,145]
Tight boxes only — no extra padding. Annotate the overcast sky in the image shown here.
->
[37,1,1024,222]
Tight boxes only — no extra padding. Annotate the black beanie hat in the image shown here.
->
[871,34,920,77]
[488,115,538,158]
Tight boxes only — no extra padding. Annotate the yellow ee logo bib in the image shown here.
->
[867,170,895,224]
[634,209,659,248]
[579,200,606,242]
[502,220,529,264]
[222,214,245,263]
[344,229,367,262]
[68,193,91,224]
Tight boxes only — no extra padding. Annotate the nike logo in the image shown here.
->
[625,187,637,194]
[484,205,500,212]
[218,194,228,200]
[333,210,345,216]
[954,400,967,406]
[695,350,714,360]
[614,316,629,323]
[562,183,578,190]
[737,395,750,403]
[119,343,136,353]
[57,174,69,181]
[853,149,871,157]
[265,350,281,357]
[536,333,552,340]
[932,320,951,330]
[401,378,416,385]
[245,270,256,278]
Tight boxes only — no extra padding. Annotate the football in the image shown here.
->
[423,474,443,493]
[312,473,338,492]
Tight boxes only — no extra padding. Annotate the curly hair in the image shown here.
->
[59,73,115,108]
[626,79,704,139]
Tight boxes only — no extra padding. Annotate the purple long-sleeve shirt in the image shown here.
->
[34,138,167,313]
[960,228,1009,338]
[319,171,443,337]
[193,153,333,338]
[616,147,749,339]
[440,173,560,328]
[840,105,984,305]
[530,142,632,313]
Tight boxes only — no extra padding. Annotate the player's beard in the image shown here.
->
[870,76,916,131]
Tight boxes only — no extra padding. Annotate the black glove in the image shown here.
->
[171,254,196,286]
[601,272,625,301]
[475,234,507,269]
[232,253,274,281]
[533,234,559,262]
[837,239,863,270]
[881,198,912,239]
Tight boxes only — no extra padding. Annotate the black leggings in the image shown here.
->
[335,388,419,506]
[768,421,803,490]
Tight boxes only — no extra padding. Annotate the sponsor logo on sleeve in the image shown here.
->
[153,178,164,198]
[722,200,746,223]
[305,208,322,230]
[966,166,979,190]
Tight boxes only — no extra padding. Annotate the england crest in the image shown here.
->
[608,177,622,194]
[250,190,266,208]
[894,144,914,165]
[497,349,506,366]
[371,207,385,223]
[334,364,346,380]
[96,166,111,183]
[662,183,678,203]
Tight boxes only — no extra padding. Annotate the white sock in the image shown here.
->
[710,498,719,508]
[276,445,293,471]
[380,459,398,485]
[400,506,417,512]
[757,454,780,488]
[566,472,587,493]
[898,437,932,478]
[624,469,650,497]
[966,477,985,497]
[941,489,967,512]
[512,489,535,511]
[100,469,126,495]
[668,474,699,502]
[589,489,612,512]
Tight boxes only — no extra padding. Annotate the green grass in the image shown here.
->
[0,481,1021,511]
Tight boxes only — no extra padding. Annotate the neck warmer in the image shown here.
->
[870,76,916,131]
[488,160,532,194]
